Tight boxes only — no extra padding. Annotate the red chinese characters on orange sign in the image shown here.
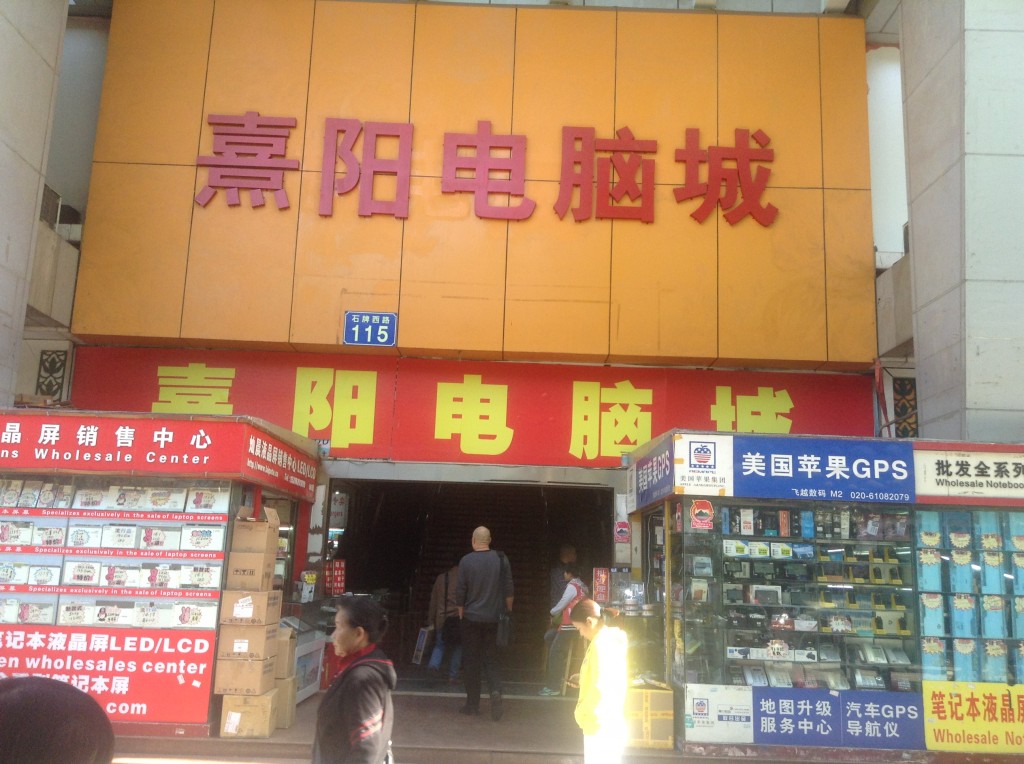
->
[555,126,657,223]
[194,112,300,209]
[441,120,535,221]
[319,118,414,218]
[674,127,778,226]
[196,112,778,225]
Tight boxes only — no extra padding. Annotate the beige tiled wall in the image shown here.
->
[0,1,67,405]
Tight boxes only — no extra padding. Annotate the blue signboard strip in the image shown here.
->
[635,437,675,507]
[752,688,924,750]
[732,436,916,503]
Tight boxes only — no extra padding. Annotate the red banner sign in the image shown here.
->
[0,413,317,502]
[69,347,873,469]
[0,625,214,723]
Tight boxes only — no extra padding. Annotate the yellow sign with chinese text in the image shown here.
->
[923,680,1024,752]
[75,2,875,370]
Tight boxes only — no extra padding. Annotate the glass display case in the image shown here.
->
[654,498,918,693]
[0,475,235,632]
[668,503,722,688]
[0,411,320,737]
[263,495,298,591]
[914,508,1024,685]
[715,501,916,692]
[627,429,1024,756]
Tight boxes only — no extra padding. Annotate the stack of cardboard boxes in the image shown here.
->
[215,506,285,738]
[275,622,298,728]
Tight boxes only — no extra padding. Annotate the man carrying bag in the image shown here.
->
[456,527,514,721]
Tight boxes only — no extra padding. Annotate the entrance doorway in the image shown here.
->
[329,478,615,683]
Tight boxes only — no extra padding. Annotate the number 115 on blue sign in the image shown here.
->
[344,311,397,347]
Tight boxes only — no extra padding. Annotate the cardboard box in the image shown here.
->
[214,657,276,696]
[220,687,278,738]
[275,624,297,678]
[221,590,283,625]
[275,675,297,729]
[218,623,280,660]
[626,688,673,750]
[230,505,280,553]
[225,551,275,591]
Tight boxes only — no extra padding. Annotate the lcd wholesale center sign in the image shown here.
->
[0,625,213,723]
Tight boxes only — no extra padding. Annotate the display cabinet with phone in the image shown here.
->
[668,503,723,688]
[0,411,320,738]
[627,429,1024,757]
[717,502,917,692]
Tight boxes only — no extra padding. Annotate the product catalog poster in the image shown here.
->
[0,625,214,723]
[684,683,754,743]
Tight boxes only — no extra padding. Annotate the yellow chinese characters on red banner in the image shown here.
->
[923,681,1024,752]
[71,348,875,468]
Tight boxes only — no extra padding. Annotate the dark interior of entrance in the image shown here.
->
[332,479,614,682]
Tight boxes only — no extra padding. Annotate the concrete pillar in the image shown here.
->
[0,1,67,406]
[902,1,1024,442]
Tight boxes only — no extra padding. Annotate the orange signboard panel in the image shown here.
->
[74,2,875,370]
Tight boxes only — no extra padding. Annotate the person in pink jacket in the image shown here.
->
[569,598,628,764]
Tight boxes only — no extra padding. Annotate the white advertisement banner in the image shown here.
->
[684,683,753,744]
[673,434,734,496]
[915,448,1024,502]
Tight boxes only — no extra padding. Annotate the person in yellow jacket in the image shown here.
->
[568,598,628,764]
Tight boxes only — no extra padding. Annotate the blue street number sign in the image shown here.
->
[344,311,398,347]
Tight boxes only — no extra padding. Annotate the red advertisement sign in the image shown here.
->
[592,568,610,603]
[0,625,214,723]
[69,347,873,469]
[689,499,715,531]
[0,413,317,502]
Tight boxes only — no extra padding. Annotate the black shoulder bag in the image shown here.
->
[495,551,513,647]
